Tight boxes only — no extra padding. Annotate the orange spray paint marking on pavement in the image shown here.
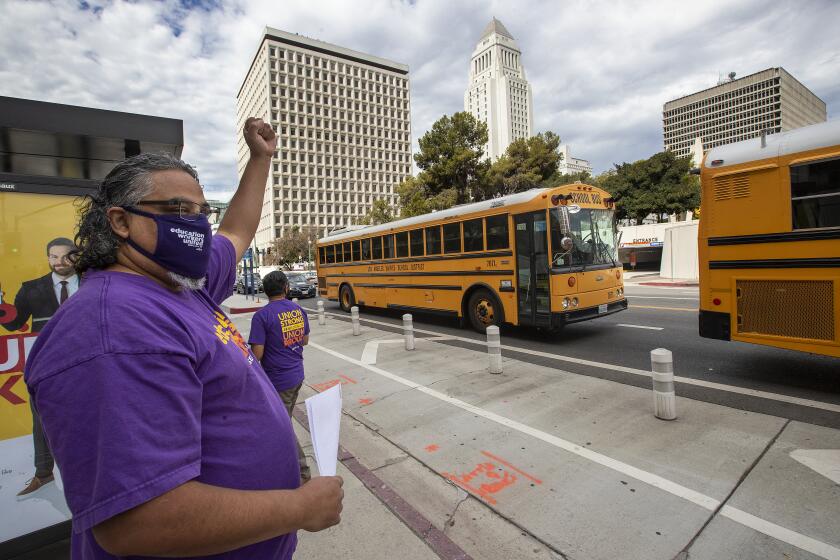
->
[481,450,542,484]
[442,451,542,504]
[358,398,374,405]
[425,444,440,453]
[312,374,358,393]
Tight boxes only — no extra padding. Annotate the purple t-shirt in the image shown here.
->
[248,299,310,392]
[24,235,300,560]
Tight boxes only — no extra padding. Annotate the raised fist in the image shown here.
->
[243,117,277,158]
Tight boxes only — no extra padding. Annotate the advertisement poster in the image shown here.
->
[1,192,78,543]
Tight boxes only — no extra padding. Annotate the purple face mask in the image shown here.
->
[123,206,213,279]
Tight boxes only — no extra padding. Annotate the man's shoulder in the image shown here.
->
[19,273,52,291]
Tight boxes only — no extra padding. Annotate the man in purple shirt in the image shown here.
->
[249,271,311,483]
[24,118,343,559]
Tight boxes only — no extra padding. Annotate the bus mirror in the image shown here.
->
[561,237,574,251]
[689,167,701,175]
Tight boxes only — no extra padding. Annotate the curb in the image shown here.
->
[638,281,699,287]
[222,305,264,314]
[291,406,473,560]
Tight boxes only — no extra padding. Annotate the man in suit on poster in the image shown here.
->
[1,237,79,496]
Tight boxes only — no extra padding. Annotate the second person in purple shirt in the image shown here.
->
[249,271,311,482]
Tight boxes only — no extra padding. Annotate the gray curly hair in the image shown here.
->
[72,152,199,275]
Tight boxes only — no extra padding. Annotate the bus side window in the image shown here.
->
[326,244,335,264]
[425,226,441,255]
[383,234,395,258]
[486,214,509,250]
[463,218,483,252]
[319,246,326,264]
[372,236,383,260]
[343,242,352,262]
[443,222,461,254]
[361,238,371,260]
[791,158,840,229]
[409,229,424,256]
[353,240,361,261]
[396,231,409,257]
[335,243,344,263]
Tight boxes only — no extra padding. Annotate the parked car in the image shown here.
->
[286,273,316,298]
[235,272,263,294]
[304,270,318,286]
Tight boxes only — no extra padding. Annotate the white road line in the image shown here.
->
[617,324,664,331]
[720,506,840,560]
[626,295,699,300]
[360,337,453,364]
[310,340,840,560]
[311,310,840,415]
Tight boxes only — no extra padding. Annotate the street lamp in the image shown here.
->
[308,239,312,271]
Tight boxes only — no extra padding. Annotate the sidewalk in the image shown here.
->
[232,308,839,560]
[623,271,698,286]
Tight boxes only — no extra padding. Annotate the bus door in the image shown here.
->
[514,211,551,327]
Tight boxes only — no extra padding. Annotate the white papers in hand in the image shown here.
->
[304,384,342,477]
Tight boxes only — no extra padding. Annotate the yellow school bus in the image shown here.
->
[316,184,627,332]
[698,119,840,357]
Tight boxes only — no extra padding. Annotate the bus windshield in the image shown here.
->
[550,207,619,268]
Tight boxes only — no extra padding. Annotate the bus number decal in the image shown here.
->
[486,259,497,267]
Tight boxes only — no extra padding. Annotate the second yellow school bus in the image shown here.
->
[315,184,627,332]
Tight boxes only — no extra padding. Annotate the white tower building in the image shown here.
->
[464,18,534,161]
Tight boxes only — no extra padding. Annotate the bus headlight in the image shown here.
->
[562,297,570,309]
[571,297,579,308]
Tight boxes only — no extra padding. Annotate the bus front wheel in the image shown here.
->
[339,284,356,312]
[467,289,501,333]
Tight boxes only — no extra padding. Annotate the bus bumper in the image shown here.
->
[552,299,628,327]
[699,310,730,341]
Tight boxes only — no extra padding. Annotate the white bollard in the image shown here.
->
[650,348,677,420]
[486,325,502,374]
[317,300,326,326]
[403,314,415,351]
[351,306,360,336]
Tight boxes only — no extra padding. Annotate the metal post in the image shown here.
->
[486,326,502,374]
[403,314,415,351]
[351,306,360,336]
[650,348,677,420]
[317,300,326,326]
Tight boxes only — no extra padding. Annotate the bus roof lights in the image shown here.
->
[711,159,724,166]
[551,194,562,205]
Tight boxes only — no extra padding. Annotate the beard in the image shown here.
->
[50,265,75,277]
[167,271,207,291]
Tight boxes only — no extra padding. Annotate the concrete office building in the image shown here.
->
[464,18,534,161]
[663,67,826,159]
[236,27,412,250]
[557,145,593,176]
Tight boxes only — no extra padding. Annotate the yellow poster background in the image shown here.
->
[0,192,80,440]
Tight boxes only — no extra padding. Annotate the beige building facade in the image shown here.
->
[663,67,826,159]
[464,18,533,161]
[236,27,412,250]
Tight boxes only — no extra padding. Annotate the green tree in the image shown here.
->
[414,112,490,204]
[599,151,699,223]
[396,177,458,219]
[541,170,592,188]
[360,198,396,225]
[487,132,562,197]
[266,227,317,267]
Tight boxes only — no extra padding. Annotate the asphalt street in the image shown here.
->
[298,283,840,429]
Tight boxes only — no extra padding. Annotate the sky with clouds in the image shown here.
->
[2,0,838,200]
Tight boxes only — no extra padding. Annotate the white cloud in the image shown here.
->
[1,0,838,198]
